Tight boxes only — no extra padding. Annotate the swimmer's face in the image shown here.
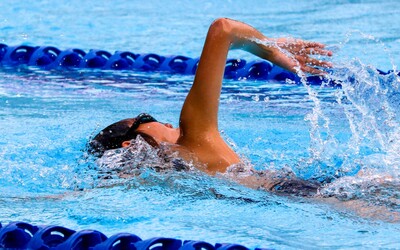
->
[122,121,180,147]
[137,122,180,143]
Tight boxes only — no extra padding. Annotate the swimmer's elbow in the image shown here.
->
[208,18,253,49]
[211,18,232,28]
[209,18,234,37]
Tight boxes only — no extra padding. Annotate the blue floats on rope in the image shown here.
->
[92,233,142,250]
[54,48,86,68]
[28,225,76,249]
[105,51,138,70]
[79,50,112,69]
[0,43,355,85]
[0,222,40,249]
[28,46,61,68]
[0,221,270,250]
[2,45,37,66]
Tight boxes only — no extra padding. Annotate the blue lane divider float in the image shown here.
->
[0,43,333,85]
[0,221,273,250]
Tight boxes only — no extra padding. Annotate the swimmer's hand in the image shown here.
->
[225,18,333,75]
[267,38,333,75]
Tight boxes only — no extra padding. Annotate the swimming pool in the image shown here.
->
[1,0,400,248]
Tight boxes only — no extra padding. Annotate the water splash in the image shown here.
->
[252,34,400,207]
[252,37,343,180]
[75,136,197,188]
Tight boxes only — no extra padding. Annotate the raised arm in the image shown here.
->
[176,18,332,172]
[179,18,332,139]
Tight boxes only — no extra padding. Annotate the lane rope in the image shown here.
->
[0,43,335,85]
[0,221,265,250]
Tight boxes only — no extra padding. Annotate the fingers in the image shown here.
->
[294,54,332,68]
[303,41,325,49]
[292,55,333,76]
[272,38,334,76]
[301,41,333,75]
[301,47,333,56]
[301,65,327,76]
[298,40,332,56]
[304,56,333,68]
[288,61,329,76]
[277,38,333,57]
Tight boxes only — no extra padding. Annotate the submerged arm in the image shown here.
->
[227,168,321,197]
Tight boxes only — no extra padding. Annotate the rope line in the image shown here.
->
[0,43,330,85]
[0,221,263,250]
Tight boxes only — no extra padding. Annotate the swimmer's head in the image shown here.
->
[88,113,179,157]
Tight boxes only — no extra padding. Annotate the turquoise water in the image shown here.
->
[1,0,400,249]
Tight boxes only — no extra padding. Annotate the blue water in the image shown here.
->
[1,0,400,249]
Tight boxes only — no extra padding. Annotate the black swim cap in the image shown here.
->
[88,118,135,157]
[88,114,159,157]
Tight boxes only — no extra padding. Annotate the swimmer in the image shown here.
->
[89,18,332,195]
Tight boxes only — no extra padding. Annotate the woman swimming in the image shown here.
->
[89,18,332,194]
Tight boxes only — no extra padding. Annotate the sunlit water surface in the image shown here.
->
[0,0,400,249]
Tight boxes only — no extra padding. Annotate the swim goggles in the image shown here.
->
[126,113,158,137]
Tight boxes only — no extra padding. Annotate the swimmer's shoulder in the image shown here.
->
[177,135,241,174]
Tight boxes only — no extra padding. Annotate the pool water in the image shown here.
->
[1,0,400,249]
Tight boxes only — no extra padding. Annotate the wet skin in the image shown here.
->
[123,18,332,174]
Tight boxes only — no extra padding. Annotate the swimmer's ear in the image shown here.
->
[121,141,131,148]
